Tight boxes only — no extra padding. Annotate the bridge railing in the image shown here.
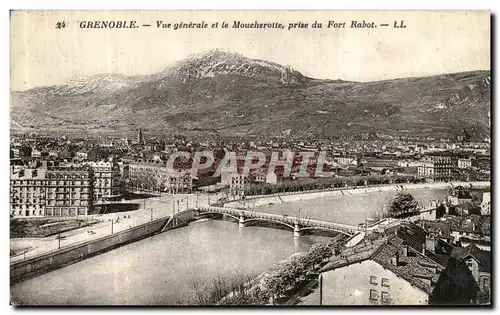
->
[198,206,364,233]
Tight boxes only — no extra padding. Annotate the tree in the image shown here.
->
[308,243,332,266]
[387,192,419,218]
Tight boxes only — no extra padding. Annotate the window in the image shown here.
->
[483,278,490,291]
[467,261,473,268]
[369,289,378,301]
[382,278,390,287]
[381,292,390,303]
[370,276,378,285]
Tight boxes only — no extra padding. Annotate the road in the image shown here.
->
[10,193,213,263]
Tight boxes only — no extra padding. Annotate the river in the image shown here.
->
[255,188,451,225]
[11,187,485,305]
[11,220,330,305]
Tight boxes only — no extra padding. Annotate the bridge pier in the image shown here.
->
[293,223,301,237]
[239,215,245,228]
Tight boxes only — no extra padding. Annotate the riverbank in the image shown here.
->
[212,234,347,305]
[10,209,196,285]
[224,181,490,209]
[12,220,327,305]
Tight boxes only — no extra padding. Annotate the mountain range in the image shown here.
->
[10,49,491,140]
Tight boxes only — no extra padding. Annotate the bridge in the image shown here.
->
[194,206,370,237]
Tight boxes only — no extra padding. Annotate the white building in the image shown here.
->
[336,157,357,166]
[481,192,491,216]
[265,172,277,185]
[458,158,472,169]
[85,160,122,201]
[417,162,435,178]
[230,173,249,198]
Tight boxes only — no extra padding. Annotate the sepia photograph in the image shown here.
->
[8,10,491,306]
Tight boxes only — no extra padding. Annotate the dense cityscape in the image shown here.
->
[10,128,491,305]
[9,10,491,307]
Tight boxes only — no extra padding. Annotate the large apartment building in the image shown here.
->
[45,166,94,216]
[85,160,122,202]
[417,155,457,181]
[230,172,250,198]
[10,166,94,217]
[10,168,47,217]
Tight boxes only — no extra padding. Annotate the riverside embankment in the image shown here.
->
[10,209,194,285]
[224,181,490,209]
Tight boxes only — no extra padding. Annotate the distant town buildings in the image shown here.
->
[128,160,192,194]
[75,148,99,161]
[134,128,145,145]
[417,155,457,181]
[11,146,31,158]
[335,156,358,167]
[458,158,472,169]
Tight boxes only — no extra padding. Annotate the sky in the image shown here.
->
[10,10,490,91]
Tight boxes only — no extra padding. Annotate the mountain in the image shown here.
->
[10,49,491,140]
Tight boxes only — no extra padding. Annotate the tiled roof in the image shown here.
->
[396,221,426,253]
[319,238,386,273]
[446,215,483,234]
[451,244,491,273]
[372,236,442,295]
[420,220,451,238]
[322,233,446,295]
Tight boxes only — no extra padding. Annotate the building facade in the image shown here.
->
[45,166,94,216]
[417,156,457,181]
[86,160,122,201]
[10,169,47,217]
[10,166,94,217]
[452,244,491,303]
[230,173,249,198]
[128,161,193,194]
[458,158,472,169]
[320,257,430,305]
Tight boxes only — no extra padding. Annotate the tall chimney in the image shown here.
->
[402,245,408,257]
[425,235,436,253]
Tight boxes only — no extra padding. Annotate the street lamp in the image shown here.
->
[57,232,67,249]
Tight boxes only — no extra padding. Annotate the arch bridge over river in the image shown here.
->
[194,206,370,237]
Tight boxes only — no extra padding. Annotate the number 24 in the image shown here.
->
[55,22,66,29]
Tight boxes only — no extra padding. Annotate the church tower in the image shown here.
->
[137,128,144,145]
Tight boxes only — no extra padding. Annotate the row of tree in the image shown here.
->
[192,236,345,305]
[243,174,423,197]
